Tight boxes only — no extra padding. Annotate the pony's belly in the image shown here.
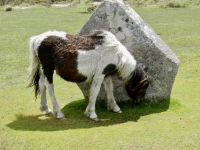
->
[55,67,87,83]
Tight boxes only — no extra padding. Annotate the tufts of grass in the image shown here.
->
[159,0,191,8]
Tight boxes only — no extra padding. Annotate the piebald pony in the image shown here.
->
[27,30,149,121]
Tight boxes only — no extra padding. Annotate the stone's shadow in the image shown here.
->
[7,99,170,131]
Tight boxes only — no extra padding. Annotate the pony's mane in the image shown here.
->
[127,65,147,86]
[116,47,137,81]
[86,30,105,45]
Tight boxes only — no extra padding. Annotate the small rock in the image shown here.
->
[5,5,12,11]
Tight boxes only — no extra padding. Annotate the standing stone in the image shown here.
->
[77,0,180,102]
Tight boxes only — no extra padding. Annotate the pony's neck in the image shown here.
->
[117,48,137,81]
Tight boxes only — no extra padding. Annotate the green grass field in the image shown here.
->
[0,4,200,150]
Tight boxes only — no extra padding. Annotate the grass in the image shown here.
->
[0,3,200,150]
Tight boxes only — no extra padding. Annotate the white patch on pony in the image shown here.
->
[101,31,137,80]
[77,30,136,82]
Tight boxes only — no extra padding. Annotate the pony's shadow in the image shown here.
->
[7,99,170,131]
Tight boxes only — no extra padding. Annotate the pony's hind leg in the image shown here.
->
[45,78,65,120]
[39,73,52,115]
[103,76,122,113]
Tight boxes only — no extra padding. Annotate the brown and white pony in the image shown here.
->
[27,30,149,121]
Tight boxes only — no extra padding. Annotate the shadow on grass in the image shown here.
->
[7,99,170,131]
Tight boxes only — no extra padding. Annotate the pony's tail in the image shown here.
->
[26,36,41,98]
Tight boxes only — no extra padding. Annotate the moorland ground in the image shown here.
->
[0,2,200,150]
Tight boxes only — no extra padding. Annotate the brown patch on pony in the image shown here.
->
[37,30,105,83]
[66,30,104,50]
[102,64,118,77]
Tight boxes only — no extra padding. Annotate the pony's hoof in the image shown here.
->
[115,110,122,113]
[59,117,66,120]
[45,112,53,116]
[91,118,99,122]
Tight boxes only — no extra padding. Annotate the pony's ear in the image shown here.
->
[141,79,149,88]
[144,67,148,72]
[130,79,149,92]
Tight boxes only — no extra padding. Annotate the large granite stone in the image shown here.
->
[77,0,180,102]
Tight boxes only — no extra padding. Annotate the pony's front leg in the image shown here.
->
[103,76,122,113]
[39,74,52,115]
[85,75,105,121]
[45,79,65,120]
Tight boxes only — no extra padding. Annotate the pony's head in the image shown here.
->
[125,66,149,104]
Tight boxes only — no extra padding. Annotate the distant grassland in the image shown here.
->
[127,0,200,7]
[1,0,200,8]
